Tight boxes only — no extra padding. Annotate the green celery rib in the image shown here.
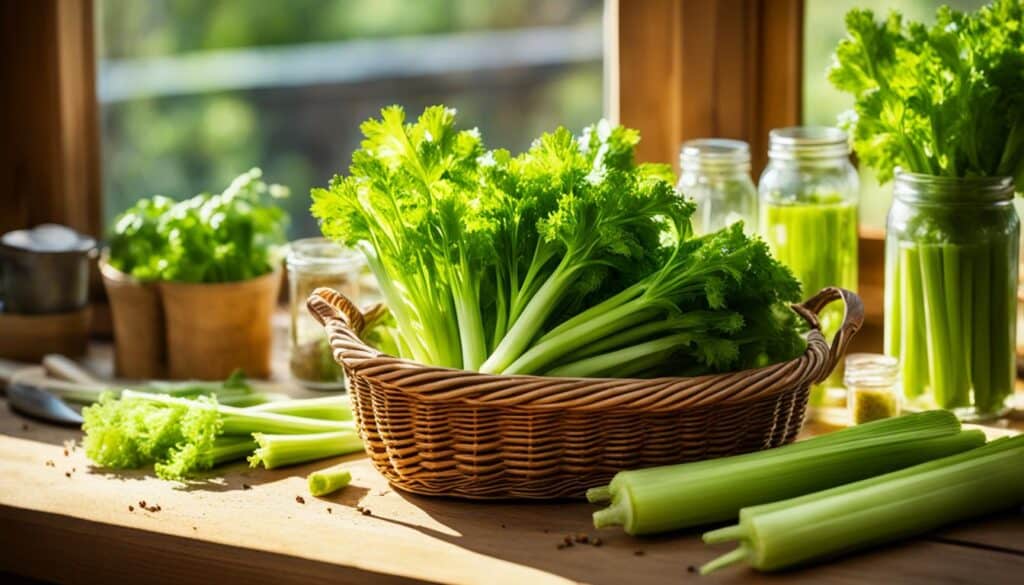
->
[308,463,353,496]
[119,391,355,435]
[918,244,953,407]
[586,485,612,504]
[480,260,581,374]
[959,248,974,407]
[545,333,693,378]
[701,435,1024,574]
[970,243,991,410]
[899,244,928,398]
[244,396,353,421]
[208,436,259,465]
[248,431,365,469]
[590,411,966,535]
[593,431,982,535]
[986,235,1014,414]
[596,411,959,494]
[941,244,966,407]
[883,238,901,360]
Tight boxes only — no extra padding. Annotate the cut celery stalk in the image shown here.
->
[248,431,365,469]
[591,412,971,535]
[308,463,353,496]
[701,434,1024,574]
[245,395,353,421]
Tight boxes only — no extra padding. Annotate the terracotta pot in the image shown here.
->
[99,258,165,379]
[160,269,281,380]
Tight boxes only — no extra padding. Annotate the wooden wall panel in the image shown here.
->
[608,0,803,175]
[0,0,101,237]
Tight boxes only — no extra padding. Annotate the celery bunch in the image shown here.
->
[589,411,982,535]
[83,392,362,480]
[312,106,806,378]
[701,434,1024,574]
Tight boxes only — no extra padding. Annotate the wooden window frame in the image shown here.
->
[609,0,883,352]
[1,0,101,238]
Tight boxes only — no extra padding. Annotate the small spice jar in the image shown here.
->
[845,353,901,425]
[286,238,364,390]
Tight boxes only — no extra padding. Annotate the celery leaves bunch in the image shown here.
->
[313,106,805,378]
[830,0,1024,186]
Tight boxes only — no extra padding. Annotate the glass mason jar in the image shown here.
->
[677,139,758,234]
[758,127,859,407]
[287,238,365,390]
[884,173,1019,420]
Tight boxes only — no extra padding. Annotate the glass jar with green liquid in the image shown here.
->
[758,127,859,408]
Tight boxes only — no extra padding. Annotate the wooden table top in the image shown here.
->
[1,346,1023,584]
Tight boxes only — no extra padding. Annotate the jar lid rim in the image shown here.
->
[286,237,364,269]
[894,171,1015,202]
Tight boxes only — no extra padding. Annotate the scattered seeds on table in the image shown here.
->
[327,507,333,514]
[139,500,146,508]
[687,565,697,574]
[65,472,71,478]
[63,449,69,457]
[242,483,252,490]
[361,507,372,516]
[128,505,134,512]
[296,496,306,504]
[45,460,55,467]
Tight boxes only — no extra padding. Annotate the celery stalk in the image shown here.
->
[987,236,1014,413]
[308,463,353,496]
[119,391,355,435]
[244,395,353,421]
[970,244,991,409]
[701,435,1024,574]
[248,431,365,469]
[591,412,972,535]
[918,244,953,407]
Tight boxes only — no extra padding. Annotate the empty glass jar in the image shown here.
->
[677,139,757,234]
[287,238,364,390]
[758,127,859,406]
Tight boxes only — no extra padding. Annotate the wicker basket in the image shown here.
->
[308,286,863,499]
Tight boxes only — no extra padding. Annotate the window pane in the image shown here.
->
[96,0,604,238]
[802,0,988,229]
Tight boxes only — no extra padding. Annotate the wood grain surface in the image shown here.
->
[1,392,1022,585]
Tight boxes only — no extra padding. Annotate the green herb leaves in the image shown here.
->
[830,1,1024,186]
[312,106,805,378]
[108,168,289,283]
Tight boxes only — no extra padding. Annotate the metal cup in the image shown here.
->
[0,224,97,314]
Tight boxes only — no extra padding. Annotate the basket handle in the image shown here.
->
[307,287,367,334]
[792,287,864,383]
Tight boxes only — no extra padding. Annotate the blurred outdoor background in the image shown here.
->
[97,0,989,237]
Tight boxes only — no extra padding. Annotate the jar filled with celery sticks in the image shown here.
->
[758,127,859,408]
[287,238,365,390]
[885,173,1018,420]
[677,139,757,234]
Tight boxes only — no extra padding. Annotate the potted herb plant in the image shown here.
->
[102,168,289,380]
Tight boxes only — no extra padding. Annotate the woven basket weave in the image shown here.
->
[308,286,863,499]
